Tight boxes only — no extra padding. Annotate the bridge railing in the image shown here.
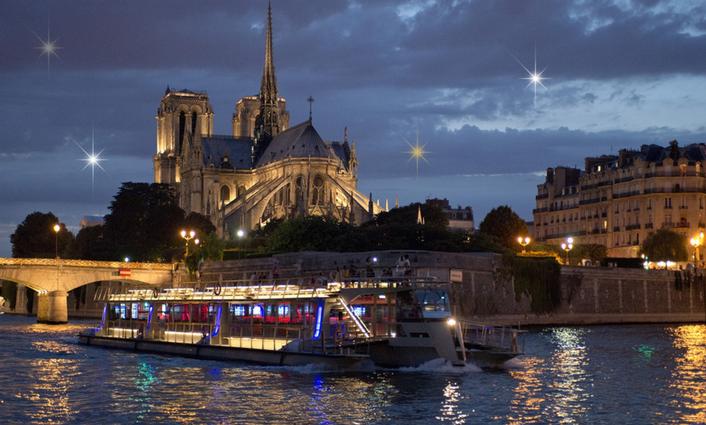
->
[0,257,174,270]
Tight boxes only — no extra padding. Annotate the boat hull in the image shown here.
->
[78,335,369,368]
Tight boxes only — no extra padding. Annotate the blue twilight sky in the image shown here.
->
[1,0,706,255]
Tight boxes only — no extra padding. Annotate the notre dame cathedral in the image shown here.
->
[153,3,381,239]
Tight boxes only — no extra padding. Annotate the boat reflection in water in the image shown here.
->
[79,275,523,369]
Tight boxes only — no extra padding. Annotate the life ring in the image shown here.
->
[213,284,222,296]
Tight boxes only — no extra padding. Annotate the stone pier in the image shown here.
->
[37,290,68,324]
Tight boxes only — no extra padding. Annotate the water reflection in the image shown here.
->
[507,356,546,424]
[20,357,80,424]
[4,315,706,424]
[436,379,467,424]
[545,327,591,424]
[668,325,706,423]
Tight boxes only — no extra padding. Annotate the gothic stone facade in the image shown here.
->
[153,4,380,239]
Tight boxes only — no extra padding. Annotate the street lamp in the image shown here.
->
[53,223,61,259]
[690,235,703,267]
[517,236,531,253]
[236,229,245,239]
[560,237,574,265]
[180,229,197,260]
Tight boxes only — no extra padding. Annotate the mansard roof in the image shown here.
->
[255,120,343,167]
[201,135,253,169]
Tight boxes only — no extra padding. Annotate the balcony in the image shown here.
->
[580,198,599,205]
[612,191,641,199]
[670,221,690,229]
[645,223,654,229]
[644,171,704,178]
[613,226,620,232]
[625,224,641,231]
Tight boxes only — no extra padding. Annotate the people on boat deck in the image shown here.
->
[329,310,347,341]
[394,255,412,277]
[199,326,210,345]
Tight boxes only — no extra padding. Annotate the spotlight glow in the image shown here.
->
[515,47,550,106]
[76,128,106,192]
[34,22,62,74]
[404,130,430,177]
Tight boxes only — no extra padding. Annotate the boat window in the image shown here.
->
[396,290,423,321]
[230,305,246,316]
[414,289,450,319]
[352,305,366,318]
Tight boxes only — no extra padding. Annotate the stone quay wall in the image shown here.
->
[4,250,703,325]
[201,250,706,326]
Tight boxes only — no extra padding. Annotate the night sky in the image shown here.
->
[1,0,706,256]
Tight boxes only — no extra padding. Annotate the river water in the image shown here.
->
[0,315,705,424]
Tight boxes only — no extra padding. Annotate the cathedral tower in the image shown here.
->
[154,88,213,184]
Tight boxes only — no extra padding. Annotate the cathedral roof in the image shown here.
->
[255,120,342,167]
[329,141,351,170]
[201,135,253,169]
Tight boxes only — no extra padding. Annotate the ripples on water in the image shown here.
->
[0,316,705,424]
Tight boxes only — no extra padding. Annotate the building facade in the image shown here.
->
[534,141,706,257]
[153,4,381,239]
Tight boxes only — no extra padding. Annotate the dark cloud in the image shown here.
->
[0,0,705,254]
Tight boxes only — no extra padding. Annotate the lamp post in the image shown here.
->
[180,229,196,261]
[517,236,531,254]
[235,229,245,259]
[560,237,574,265]
[690,235,703,268]
[53,223,61,259]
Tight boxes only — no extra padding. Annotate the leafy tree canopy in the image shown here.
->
[641,229,688,262]
[183,212,216,236]
[11,212,74,258]
[479,205,528,249]
[102,183,186,262]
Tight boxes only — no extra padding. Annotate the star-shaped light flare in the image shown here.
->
[404,130,430,177]
[76,129,106,192]
[34,22,62,74]
[515,47,549,106]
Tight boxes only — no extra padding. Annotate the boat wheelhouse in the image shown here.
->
[79,276,523,368]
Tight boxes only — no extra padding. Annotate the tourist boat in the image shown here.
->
[78,276,523,368]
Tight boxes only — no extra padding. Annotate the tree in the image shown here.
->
[103,183,185,262]
[479,205,528,249]
[68,224,113,261]
[641,229,688,262]
[183,212,216,236]
[11,212,74,258]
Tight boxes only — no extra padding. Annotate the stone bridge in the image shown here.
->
[0,258,176,324]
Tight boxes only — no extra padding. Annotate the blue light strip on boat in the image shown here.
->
[98,304,108,330]
[312,302,324,340]
[212,305,222,337]
[146,304,154,330]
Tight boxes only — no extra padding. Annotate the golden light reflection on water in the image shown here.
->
[17,357,80,424]
[668,324,706,424]
[507,356,546,424]
[546,328,591,424]
[435,379,468,424]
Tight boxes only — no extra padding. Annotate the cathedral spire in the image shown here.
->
[258,1,279,133]
[253,1,280,160]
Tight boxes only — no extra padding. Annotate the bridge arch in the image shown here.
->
[0,258,176,324]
